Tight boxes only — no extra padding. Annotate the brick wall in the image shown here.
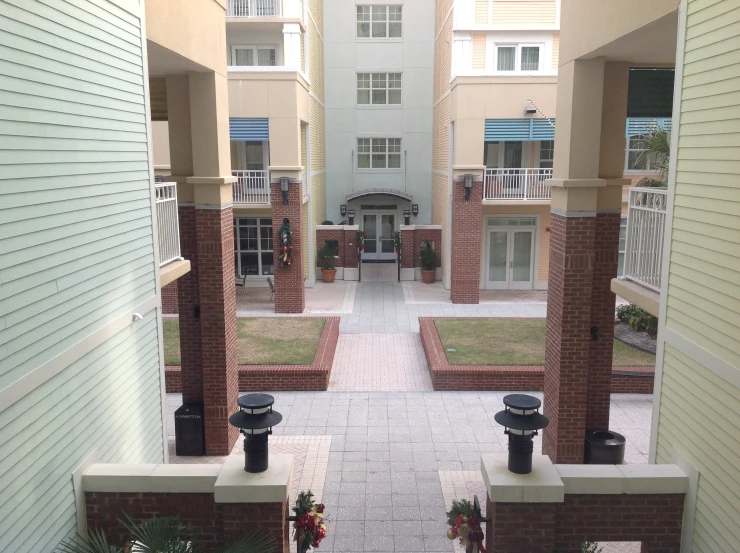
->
[487,493,684,553]
[272,182,305,313]
[451,179,482,303]
[344,229,358,268]
[162,281,179,314]
[401,228,443,270]
[316,228,345,266]
[401,228,415,269]
[86,492,289,553]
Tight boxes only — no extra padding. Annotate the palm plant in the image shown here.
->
[635,128,670,187]
[56,516,275,553]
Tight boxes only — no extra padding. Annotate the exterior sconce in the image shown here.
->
[347,209,355,225]
[229,393,283,473]
[280,177,290,205]
[495,394,549,475]
[411,204,419,216]
[340,204,347,216]
[463,173,474,201]
[403,209,411,225]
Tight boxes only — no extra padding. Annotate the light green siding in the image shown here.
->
[0,0,164,551]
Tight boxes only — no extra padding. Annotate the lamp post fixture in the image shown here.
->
[494,394,549,474]
[347,209,355,225]
[229,393,283,473]
[280,177,290,205]
[463,173,474,201]
[403,209,411,225]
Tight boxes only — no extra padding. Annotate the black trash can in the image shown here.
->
[585,429,626,464]
[175,403,205,456]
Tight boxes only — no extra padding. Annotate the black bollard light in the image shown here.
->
[494,394,549,475]
[229,393,283,473]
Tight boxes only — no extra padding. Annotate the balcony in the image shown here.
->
[483,168,553,201]
[611,187,667,316]
[226,0,304,20]
[156,182,190,287]
[233,170,271,204]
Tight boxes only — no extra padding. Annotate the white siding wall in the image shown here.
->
[323,0,434,222]
[0,0,164,550]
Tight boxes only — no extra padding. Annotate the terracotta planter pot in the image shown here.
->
[322,269,337,283]
[421,269,435,284]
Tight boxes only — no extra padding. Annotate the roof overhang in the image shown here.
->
[346,188,412,202]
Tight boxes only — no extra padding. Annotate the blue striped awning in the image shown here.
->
[230,118,269,141]
[485,118,556,141]
[625,117,672,138]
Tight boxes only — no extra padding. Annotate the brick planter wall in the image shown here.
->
[86,492,289,552]
[400,227,443,271]
[166,318,340,392]
[162,281,179,314]
[317,228,346,266]
[419,318,653,393]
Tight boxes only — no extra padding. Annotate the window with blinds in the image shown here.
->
[494,44,542,72]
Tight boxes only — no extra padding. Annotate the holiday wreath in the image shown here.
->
[291,491,327,552]
[278,218,293,268]
[394,231,401,255]
[446,498,486,553]
[356,230,365,252]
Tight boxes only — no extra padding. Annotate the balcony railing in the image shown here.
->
[232,170,271,204]
[227,0,280,17]
[483,168,553,200]
[155,182,182,267]
[624,187,667,292]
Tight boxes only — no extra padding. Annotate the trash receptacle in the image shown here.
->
[585,429,626,464]
[175,403,205,456]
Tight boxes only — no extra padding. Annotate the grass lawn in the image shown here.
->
[435,319,655,367]
[162,318,325,366]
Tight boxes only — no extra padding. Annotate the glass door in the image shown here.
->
[362,214,378,258]
[362,212,397,260]
[486,227,535,289]
[510,230,533,289]
[487,230,509,290]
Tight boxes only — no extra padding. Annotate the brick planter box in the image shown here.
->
[165,317,340,392]
[419,318,654,393]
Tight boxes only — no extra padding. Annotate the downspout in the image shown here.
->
[404,150,408,191]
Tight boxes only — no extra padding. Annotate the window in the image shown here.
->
[234,218,274,276]
[495,44,542,72]
[357,5,402,38]
[357,138,401,169]
[539,140,554,169]
[357,73,401,105]
[231,45,277,66]
[618,216,627,276]
[626,136,651,170]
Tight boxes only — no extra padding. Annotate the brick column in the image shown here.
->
[400,228,415,269]
[344,228,358,268]
[542,213,596,464]
[196,206,239,456]
[271,181,304,313]
[451,178,482,304]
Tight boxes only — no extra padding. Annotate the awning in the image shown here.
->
[230,118,269,141]
[346,188,412,202]
[485,118,556,141]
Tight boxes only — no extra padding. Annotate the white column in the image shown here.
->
[282,23,302,70]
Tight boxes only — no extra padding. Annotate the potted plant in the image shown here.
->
[317,244,337,283]
[420,245,436,284]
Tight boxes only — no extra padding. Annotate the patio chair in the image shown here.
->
[266,276,274,301]
[236,273,248,296]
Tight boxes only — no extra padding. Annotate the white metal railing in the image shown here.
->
[624,187,667,292]
[483,168,553,200]
[232,170,271,204]
[227,0,280,17]
[155,182,182,266]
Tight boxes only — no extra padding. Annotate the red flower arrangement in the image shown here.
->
[292,491,327,551]
[356,230,365,252]
[446,498,486,553]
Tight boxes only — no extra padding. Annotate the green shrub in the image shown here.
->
[317,245,337,270]
[616,304,658,338]
[321,220,334,225]
[420,246,436,271]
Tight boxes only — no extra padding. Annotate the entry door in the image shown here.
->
[486,229,534,289]
[362,212,396,260]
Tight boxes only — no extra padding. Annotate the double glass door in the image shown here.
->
[487,228,534,289]
[362,212,396,260]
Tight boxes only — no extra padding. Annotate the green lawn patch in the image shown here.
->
[435,319,655,367]
[162,318,325,366]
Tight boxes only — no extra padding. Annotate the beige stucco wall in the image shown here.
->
[146,0,228,76]
[152,121,171,174]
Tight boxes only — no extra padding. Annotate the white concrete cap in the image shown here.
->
[214,454,293,503]
[555,464,625,494]
[481,454,564,503]
[83,464,224,493]
[84,464,158,493]
[617,464,688,494]
[149,464,222,493]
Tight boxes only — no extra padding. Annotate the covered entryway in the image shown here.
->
[361,211,397,261]
[485,217,536,290]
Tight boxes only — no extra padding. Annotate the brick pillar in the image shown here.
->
[542,213,596,464]
[587,213,621,431]
[487,496,556,553]
[400,228,414,269]
[451,179,482,304]
[344,228,358,268]
[194,206,239,455]
[177,205,203,405]
[271,181,304,313]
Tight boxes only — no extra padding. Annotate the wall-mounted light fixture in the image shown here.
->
[411,204,419,216]
[347,209,355,225]
[463,173,474,201]
[279,177,290,205]
[403,209,411,226]
[340,204,347,216]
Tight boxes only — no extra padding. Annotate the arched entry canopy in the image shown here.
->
[346,188,412,202]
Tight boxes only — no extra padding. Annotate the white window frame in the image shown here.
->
[537,140,554,169]
[624,136,657,173]
[230,44,279,67]
[357,138,402,171]
[234,217,275,277]
[356,5,402,39]
[493,43,543,73]
[356,72,402,106]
